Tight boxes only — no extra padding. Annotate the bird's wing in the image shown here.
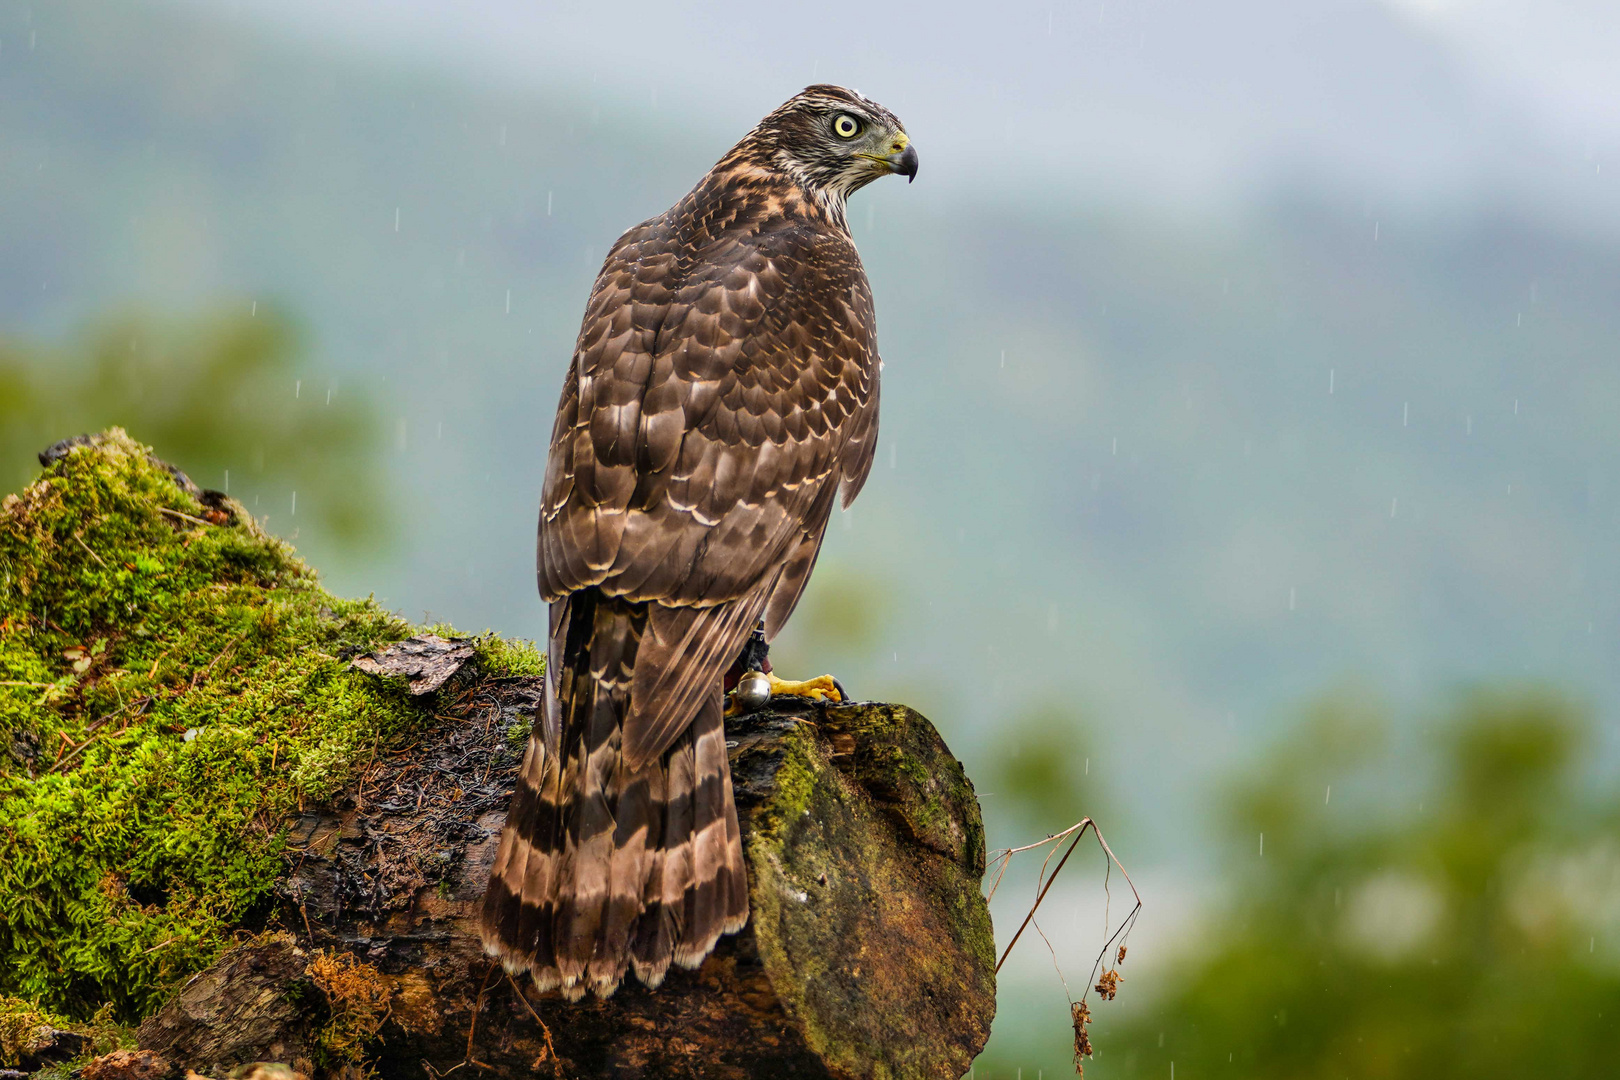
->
[538,214,878,768]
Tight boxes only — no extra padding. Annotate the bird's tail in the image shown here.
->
[479,589,749,999]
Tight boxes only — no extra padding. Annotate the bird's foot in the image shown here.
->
[726,670,846,716]
[765,672,845,702]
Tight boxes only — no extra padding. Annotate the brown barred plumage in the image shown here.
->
[480,85,917,998]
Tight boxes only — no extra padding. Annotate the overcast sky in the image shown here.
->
[176,0,1619,225]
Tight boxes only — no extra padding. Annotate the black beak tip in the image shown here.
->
[897,145,919,183]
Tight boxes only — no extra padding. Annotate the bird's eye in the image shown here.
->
[833,114,861,139]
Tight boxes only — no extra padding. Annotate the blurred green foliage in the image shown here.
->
[775,566,890,665]
[1102,691,1620,1079]
[0,308,385,549]
[989,700,1110,834]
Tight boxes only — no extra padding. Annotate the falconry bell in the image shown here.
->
[734,670,773,713]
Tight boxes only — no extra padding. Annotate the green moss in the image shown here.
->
[0,430,437,1022]
[0,995,55,1067]
[745,723,822,845]
[741,703,996,1077]
[819,703,986,875]
[0,995,128,1072]
[470,632,544,679]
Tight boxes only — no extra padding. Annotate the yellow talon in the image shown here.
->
[766,673,843,702]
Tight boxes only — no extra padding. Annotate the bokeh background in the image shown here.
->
[4,0,1618,1074]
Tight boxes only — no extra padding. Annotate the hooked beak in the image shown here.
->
[890,142,919,183]
[887,137,926,183]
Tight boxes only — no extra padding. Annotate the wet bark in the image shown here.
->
[135,676,995,1080]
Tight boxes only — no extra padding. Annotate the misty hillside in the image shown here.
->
[3,0,1619,875]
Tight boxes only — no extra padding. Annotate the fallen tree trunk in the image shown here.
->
[0,433,994,1080]
[140,687,995,1079]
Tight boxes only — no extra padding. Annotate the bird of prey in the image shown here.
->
[480,85,918,1000]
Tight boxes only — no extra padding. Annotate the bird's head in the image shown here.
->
[744,85,917,201]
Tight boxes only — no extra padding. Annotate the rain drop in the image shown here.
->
[1259,833,1264,856]
[290,491,297,516]
[394,206,401,232]
[295,380,301,399]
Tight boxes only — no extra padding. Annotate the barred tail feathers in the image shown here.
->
[479,591,749,998]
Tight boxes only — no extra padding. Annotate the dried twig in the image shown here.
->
[987,817,1141,979]
[72,532,108,567]
[464,962,499,1072]
[505,972,562,1078]
[986,816,1144,1075]
[46,710,132,773]
[157,505,212,528]
[190,632,246,690]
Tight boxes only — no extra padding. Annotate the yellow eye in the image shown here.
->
[833,114,861,139]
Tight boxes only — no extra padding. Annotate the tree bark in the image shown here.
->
[136,672,995,1080]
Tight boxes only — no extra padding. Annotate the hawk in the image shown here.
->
[480,85,918,1000]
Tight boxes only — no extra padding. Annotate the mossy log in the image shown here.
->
[0,433,994,1080]
[139,691,995,1079]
